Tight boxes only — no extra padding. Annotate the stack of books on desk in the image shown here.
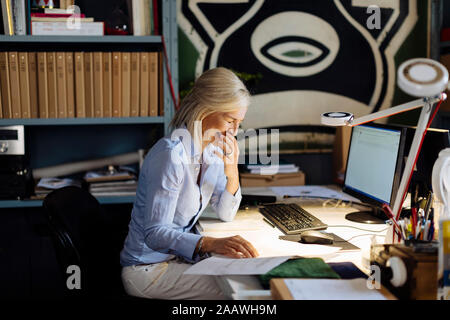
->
[84,167,138,197]
[244,160,300,175]
[239,160,305,187]
[88,179,138,197]
[33,177,82,199]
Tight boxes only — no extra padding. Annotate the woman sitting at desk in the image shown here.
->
[120,67,259,300]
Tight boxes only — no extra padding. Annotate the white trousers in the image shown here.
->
[121,257,227,300]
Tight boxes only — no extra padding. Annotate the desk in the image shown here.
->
[196,186,388,300]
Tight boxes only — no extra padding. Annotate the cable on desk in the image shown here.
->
[327,225,389,233]
[322,198,354,208]
[334,233,387,243]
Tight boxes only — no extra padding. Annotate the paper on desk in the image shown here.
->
[284,278,387,300]
[198,209,268,232]
[183,256,291,275]
[270,185,361,203]
[200,230,341,258]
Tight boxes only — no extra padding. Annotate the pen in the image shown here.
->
[411,207,417,238]
[423,221,430,241]
[424,191,434,221]
[428,222,435,241]
[263,217,275,228]
[415,220,422,240]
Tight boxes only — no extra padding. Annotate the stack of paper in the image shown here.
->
[283,278,388,300]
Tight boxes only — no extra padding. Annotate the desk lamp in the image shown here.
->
[321,58,449,243]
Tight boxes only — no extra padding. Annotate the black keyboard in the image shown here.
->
[259,203,328,234]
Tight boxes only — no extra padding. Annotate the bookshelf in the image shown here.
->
[0,35,163,43]
[0,0,179,208]
[0,116,165,126]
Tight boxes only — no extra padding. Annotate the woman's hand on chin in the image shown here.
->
[213,132,240,192]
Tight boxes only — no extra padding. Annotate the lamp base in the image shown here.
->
[345,210,386,224]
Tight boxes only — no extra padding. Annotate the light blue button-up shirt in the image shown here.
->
[120,128,242,267]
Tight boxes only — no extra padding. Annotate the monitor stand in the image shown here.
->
[345,205,386,224]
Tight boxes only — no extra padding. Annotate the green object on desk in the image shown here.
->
[259,258,340,289]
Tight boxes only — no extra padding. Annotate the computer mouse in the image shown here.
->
[300,230,334,245]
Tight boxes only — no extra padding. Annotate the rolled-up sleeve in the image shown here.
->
[141,148,202,261]
[209,171,242,222]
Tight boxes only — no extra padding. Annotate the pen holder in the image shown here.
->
[370,243,438,299]
[399,208,435,242]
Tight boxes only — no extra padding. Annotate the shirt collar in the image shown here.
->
[172,126,201,162]
[171,126,222,165]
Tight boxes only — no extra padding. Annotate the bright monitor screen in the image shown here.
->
[344,125,402,205]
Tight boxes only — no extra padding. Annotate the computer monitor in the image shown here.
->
[342,123,407,224]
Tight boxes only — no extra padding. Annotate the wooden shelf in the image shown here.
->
[0,195,136,208]
[0,116,165,126]
[0,35,162,44]
[0,1,178,210]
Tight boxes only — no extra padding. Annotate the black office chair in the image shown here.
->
[43,186,125,299]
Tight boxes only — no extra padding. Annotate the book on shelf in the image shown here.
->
[31,21,104,36]
[112,52,122,117]
[102,51,112,117]
[56,52,67,118]
[74,51,85,118]
[149,51,158,116]
[31,17,93,22]
[8,51,21,118]
[121,51,131,117]
[18,51,31,118]
[0,52,12,118]
[44,8,75,14]
[1,1,99,36]
[1,0,14,35]
[65,51,75,118]
[28,52,39,118]
[139,52,149,116]
[31,13,86,18]
[37,51,48,118]
[84,51,94,117]
[46,51,57,118]
[158,51,163,115]
[93,51,103,117]
[0,50,162,120]
[131,0,151,36]
[1,0,31,35]
[12,0,27,35]
[130,51,140,117]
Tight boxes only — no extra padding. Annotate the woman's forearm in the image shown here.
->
[226,176,239,195]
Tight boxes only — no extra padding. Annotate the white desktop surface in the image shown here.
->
[197,186,388,300]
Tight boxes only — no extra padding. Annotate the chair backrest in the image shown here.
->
[43,186,108,297]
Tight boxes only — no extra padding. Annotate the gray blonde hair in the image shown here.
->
[170,67,250,150]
